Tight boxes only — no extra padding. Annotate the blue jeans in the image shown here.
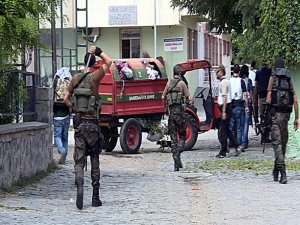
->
[230,106,245,146]
[243,112,250,147]
[54,115,70,160]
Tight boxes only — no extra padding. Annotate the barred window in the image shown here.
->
[120,29,141,58]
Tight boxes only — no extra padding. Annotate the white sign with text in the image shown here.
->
[164,37,183,51]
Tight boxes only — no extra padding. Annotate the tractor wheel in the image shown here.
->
[102,127,118,152]
[120,118,142,154]
[184,113,198,150]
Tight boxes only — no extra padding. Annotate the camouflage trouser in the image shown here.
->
[74,122,102,188]
[271,112,290,168]
[168,105,186,154]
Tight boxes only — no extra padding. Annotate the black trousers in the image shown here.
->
[218,103,237,155]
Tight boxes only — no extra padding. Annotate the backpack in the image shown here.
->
[54,78,70,103]
[166,79,183,107]
[271,68,294,113]
[72,73,99,114]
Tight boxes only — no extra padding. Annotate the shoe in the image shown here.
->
[216,153,226,158]
[233,149,241,157]
[76,184,84,210]
[92,188,102,207]
[273,168,279,182]
[58,151,66,164]
[279,166,287,184]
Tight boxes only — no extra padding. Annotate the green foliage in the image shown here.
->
[0,0,59,70]
[0,71,28,125]
[189,158,300,174]
[172,0,300,68]
[171,0,262,34]
[234,1,300,67]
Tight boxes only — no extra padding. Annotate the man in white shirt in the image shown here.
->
[216,64,238,158]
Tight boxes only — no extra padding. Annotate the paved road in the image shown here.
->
[1,129,300,225]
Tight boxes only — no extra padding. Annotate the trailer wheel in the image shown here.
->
[184,113,198,150]
[102,127,118,152]
[120,118,142,154]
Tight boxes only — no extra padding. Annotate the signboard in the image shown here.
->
[109,5,137,25]
[164,37,184,52]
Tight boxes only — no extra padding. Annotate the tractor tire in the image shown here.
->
[120,118,142,154]
[184,113,198,150]
[102,127,118,152]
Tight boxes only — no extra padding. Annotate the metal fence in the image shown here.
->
[0,70,40,124]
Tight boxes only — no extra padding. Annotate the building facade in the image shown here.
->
[38,0,232,95]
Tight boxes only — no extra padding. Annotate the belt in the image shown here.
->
[80,118,99,125]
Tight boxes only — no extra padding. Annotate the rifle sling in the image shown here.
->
[73,72,91,90]
[167,79,180,94]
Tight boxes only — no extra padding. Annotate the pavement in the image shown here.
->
[1,128,300,225]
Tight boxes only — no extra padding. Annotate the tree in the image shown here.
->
[0,0,58,124]
[0,0,58,69]
[171,0,262,34]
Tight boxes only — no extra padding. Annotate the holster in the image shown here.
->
[73,113,81,129]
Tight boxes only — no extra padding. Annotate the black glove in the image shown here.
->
[95,47,103,57]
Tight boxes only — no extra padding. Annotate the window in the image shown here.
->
[187,28,193,59]
[193,30,198,59]
[120,29,141,58]
[188,29,198,59]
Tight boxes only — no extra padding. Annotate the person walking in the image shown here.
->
[266,57,299,184]
[215,64,238,158]
[229,64,249,154]
[254,61,272,119]
[53,67,72,164]
[240,64,254,150]
[162,65,192,171]
[64,46,112,209]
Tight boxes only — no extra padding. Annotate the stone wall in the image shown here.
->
[0,122,52,189]
[0,87,53,190]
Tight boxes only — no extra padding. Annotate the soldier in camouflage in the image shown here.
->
[266,57,299,184]
[64,46,112,209]
[162,65,192,171]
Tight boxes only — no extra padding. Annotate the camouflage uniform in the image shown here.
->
[74,121,102,189]
[168,104,186,160]
[163,75,190,171]
[271,112,289,174]
[268,64,295,184]
[67,70,104,209]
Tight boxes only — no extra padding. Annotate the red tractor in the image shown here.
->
[93,59,220,153]
[158,59,221,150]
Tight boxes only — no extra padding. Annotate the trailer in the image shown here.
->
[93,58,167,154]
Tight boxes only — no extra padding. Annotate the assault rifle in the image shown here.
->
[255,103,272,153]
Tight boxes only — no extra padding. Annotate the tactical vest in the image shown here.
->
[271,68,294,113]
[166,78,183,107]
[72,73,99,114]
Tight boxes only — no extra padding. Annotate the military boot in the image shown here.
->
[272,164,279,182]
[92,188,102,207]
[279,165,287,184]
[76,182,84,210]
[173,153,180,171]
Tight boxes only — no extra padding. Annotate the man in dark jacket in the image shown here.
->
[266,57,299,184]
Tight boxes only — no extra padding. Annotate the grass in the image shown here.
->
[1,162,59,194]
[188,159,300,174]
[0,204,28,210]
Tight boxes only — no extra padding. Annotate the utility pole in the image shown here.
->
[154,0,157,58]
[51,1,57,78]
